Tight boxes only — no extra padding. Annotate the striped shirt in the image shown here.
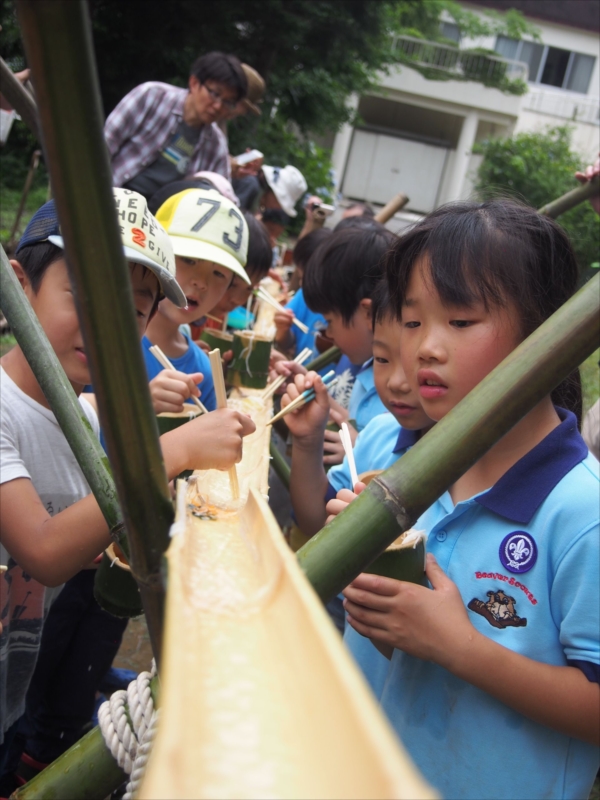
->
[104,82,230,187]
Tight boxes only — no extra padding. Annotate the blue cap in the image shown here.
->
[16,200,61,254]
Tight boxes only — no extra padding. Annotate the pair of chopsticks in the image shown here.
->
[262,346,312,401]
[267,370,338,426]
[254,288,309,334]
[340,422,359,489]
[208,349,240,500]
[149,345,209,414]
[150,343,240,500]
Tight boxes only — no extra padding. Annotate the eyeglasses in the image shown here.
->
[203,84,238,111]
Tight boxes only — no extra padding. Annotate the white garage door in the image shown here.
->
[343,130,449,213]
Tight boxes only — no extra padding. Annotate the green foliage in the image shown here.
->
[474,126,600,272]
[1,0,535,220]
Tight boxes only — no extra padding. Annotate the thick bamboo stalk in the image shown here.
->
[11,726,127,800]
[270,440,291,490]
[11,677,160,800]
[539,175,599,218]
[0,54,41,140]
[17,0,172,661]
[298,273,600,601]
[0,245,125,547]
[305,345,341,372]
[374,193,409,224]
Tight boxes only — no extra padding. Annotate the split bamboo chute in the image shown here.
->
[139,388,435,800]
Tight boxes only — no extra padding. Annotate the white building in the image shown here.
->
[329,0,599,228]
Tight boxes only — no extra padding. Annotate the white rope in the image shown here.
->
[97,661,158,797]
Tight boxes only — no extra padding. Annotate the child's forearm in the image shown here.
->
[290,436,330,537]
[0,481,111,587]
[446,632,600,745]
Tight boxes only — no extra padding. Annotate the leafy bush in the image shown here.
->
[474,126,599,272]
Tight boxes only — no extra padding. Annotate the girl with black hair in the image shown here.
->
[337,199,599,800]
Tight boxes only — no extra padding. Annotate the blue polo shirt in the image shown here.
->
[142,332,216,411]
[379,408,600,800]
[285,289,326,362]
[347,359,387,432]
[327,414,421,698]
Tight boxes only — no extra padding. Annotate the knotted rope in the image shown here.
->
[97,662,158,799]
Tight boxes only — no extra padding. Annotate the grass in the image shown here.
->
[0,185,50,253]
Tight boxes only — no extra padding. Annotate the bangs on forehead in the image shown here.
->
[420,209,523,311]
[385,198,578,335]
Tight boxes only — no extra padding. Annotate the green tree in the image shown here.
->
[474,126,599,272]
[1,0,535,207]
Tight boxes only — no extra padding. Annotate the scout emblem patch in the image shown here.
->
[499,531,538,574]
[468,589,527,629]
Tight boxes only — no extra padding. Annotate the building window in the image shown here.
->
[495,36,596,94]
[440,21,461,44]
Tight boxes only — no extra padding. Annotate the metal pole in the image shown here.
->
[298,274,600,601]
[17,0,173,662]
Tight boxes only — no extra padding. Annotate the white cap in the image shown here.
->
[155,188,250,284]
[48,188,186,308]
[262,165,307,217]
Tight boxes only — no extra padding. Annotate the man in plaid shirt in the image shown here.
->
[105,52,247,199]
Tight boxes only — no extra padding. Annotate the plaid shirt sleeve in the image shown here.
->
[104,83,184,187]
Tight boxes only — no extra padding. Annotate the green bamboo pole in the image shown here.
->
[539,175,599,218]
[17,0,172,662]
[0,245,126,548]
[298,273,600,602]
[11,678,160,800]
[11,726,127,800]
[305,345,341,372]
[0,55,40,140]
[270,440,291,490]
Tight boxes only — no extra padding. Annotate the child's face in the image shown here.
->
[159,255,232,325]
[128,263,161,338]
[373,318,432,431]
[323,300,373,365]
[210,272,256,316]
[400,258,521,421]
[24,257,91,388]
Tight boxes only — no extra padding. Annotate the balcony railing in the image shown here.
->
[392,35,528,84]
[523,87,600,126]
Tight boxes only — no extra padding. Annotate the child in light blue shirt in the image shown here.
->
[340,200,599,800]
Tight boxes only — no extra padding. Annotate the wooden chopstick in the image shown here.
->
[262,347,312,401]
[340,422,359,488]
[267,371,338,426]
[208,349,240,500]
[255,289,310,334]
[149,344,209,414]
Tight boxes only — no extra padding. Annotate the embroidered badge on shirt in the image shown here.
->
[499,531,537,574]
[468,589,527,629]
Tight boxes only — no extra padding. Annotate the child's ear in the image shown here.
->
[359,297,373,321]
[10,260,32,295]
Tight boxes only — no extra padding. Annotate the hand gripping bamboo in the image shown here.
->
[208,348,240,500]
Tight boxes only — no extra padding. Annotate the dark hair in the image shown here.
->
[385,198,582,421]
[334,215,386,233]
[371,279,396,327]
[292,228,332,270]
[190,52,247,101]
[243,212,272,281]
[344,201,375,218]
[303,226,396,323]
[15,242,64,293]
